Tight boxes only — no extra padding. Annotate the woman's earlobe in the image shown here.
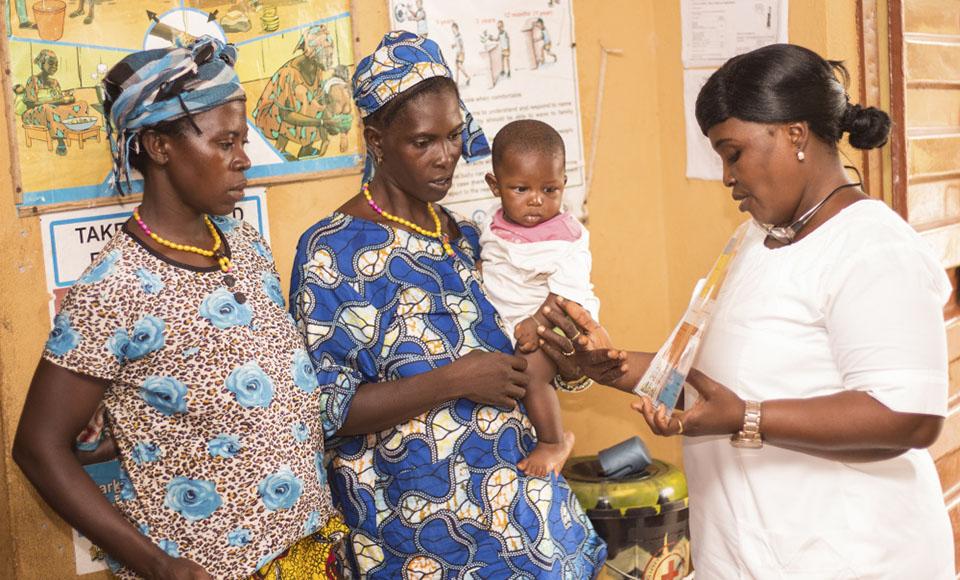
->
[787,121,808,148]
[141,132,169,166]
[362,125,383,161]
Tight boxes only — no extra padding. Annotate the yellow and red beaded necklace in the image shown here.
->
[133,207,234,273]
[362,182,454,257]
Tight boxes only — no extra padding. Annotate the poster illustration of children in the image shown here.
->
[451,21,470,86]
[537,18,557,64]
[385,1,586,221]
[399,0,428,37]
[496,20,510,77]
[480,20,510,86]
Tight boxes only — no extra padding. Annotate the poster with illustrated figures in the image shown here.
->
[4,0,362,215]
[387,0,587,222]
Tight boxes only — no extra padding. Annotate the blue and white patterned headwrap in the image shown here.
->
[103,37,245,192]
[352,31,490,182]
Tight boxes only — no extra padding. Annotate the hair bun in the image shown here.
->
[841,103,892,150]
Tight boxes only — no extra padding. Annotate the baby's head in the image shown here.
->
[485,119,567,227]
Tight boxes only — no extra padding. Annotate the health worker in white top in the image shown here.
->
[533,43,955,579]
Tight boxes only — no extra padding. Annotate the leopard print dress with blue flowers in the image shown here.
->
[44,216,343,580]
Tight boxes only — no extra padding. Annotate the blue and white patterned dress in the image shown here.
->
[290,210,606,579]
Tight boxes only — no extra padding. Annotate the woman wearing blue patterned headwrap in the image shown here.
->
[290,31,605,579]
[15,38,346,580]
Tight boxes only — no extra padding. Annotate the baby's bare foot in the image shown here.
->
[517,431,576,478]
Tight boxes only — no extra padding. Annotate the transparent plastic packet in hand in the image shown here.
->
[633,221,751,416]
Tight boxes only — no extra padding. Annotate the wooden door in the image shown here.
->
[872,0,960,573]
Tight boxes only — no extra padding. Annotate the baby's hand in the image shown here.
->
[514,316,541,353]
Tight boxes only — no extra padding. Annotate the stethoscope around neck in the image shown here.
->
[755,165,863,245]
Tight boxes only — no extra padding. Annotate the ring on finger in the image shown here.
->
[562,346,575,357]
[569,330,581,341]
[676,419,684,435]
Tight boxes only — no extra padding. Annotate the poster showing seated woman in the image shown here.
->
[4,0,361,215]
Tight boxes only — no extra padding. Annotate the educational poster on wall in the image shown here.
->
[387,0,586,224]
[680,0,788,68]
[40,188,270,325]
[680,0,788,180]
[4,1,362,216]
[37,189,269,575]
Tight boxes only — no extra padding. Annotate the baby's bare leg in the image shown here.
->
[516,348,574,478]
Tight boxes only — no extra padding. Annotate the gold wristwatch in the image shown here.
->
[730,400,763,448]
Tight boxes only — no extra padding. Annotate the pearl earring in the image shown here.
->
[796,151,805,161]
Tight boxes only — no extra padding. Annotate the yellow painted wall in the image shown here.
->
[0,0,861,577]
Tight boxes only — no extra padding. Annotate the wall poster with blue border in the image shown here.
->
[4,0,362,216]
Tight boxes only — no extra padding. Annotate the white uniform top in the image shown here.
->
[479,212,600,344]
[684,200,954,579]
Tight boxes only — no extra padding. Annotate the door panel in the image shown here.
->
[883,0,960,573]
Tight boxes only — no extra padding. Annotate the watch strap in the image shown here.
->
[730,400,763,448]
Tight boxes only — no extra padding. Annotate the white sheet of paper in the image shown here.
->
[681,0,788,68]
[684,68,723,181]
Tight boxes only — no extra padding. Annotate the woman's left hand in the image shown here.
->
[631,369,744,437]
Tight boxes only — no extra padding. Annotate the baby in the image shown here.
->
[480,119,600,477]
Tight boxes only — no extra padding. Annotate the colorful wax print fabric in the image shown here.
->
[44,217,336,580]
[290,211,606,579]
[243,515,349,580]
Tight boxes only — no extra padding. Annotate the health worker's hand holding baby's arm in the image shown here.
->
[537,297,645,390]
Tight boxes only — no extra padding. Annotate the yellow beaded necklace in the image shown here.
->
[133,207,234,273]
[362,182,454,257]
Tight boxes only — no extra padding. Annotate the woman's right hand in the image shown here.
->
[74,434,119,465]
[448,350,529,408]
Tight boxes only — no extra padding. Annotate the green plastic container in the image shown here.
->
[563,456,691,579]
